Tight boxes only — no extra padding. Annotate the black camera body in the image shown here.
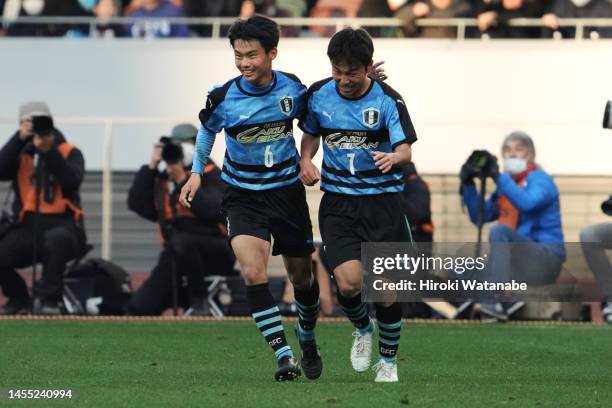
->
[465,150,498,179]
[159,137,184,165]
[32,115,54,136]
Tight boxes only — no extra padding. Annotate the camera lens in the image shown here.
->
[161,143,183,164]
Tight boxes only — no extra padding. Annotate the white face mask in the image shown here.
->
[503,157,528,175]
[180,143,194,167]
[571,0,591,7]
[22,0,44,15]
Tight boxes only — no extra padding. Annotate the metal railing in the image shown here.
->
[2,16,612,40]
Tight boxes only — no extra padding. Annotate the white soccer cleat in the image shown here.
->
[350,326,374,372]
[373,359,399,383]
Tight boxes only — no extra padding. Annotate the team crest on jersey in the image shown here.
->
[279,96,294,116]
[362,107,380,128]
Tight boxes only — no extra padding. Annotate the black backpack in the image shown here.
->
[64,258,132,315]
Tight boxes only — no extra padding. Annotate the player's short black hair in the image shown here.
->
[228,15,279,53]
[327,27,374,69]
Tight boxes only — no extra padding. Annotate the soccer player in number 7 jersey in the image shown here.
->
[179,16,322,381]
[299,28,418,383]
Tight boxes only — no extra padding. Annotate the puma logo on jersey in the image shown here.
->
[322,111,333,121]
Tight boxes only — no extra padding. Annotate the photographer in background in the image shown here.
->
[460,131,565,320]
[0,101,86,315]
[127,124,235,316]
[400,162,433,243]
[580,101,612,323]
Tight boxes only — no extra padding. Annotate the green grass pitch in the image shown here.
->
[1,320,611,407]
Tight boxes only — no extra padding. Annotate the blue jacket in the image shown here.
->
[462,169,565,259]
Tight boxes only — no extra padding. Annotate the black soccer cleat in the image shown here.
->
[274,356,301,382]
[295,326,323,380]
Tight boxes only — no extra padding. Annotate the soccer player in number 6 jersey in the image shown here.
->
[299,28,418,383]
[179,16,321,381]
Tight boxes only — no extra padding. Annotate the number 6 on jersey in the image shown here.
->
[265,145,274,168]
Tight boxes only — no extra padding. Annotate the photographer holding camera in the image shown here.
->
[126,124,235,316]
[580,101,612,323]
[0,101,86,315]
[460,131,565,320]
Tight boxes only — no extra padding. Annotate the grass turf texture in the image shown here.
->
[1,321,611,407]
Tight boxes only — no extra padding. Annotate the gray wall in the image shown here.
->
[0,39,611,174]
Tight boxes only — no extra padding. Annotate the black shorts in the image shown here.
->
[319,192,409,271]
[222,182,315,257]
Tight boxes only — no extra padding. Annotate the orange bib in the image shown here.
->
[17,143,83,221]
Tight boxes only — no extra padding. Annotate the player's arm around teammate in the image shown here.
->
[299,27,418,383]
[180,16,322,382]
[300,138,411,300]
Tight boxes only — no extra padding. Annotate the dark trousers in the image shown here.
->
[127,232,235,315]
[0,218,86,303]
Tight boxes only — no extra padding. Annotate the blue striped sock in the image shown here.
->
[247,283,293,361]
[376,302,402,363]
[253,306,294,360]
[296,299,319,341]
[338,292,372,331]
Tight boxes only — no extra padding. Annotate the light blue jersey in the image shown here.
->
[299,78,417,195]
[194,71,306,190]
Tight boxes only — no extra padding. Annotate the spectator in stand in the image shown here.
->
[305,0,317,15]
[475,0,550,38]
[2,0,92,37]
[182,0,242,36]
[394,0,472,38]
[310,0,361,17]
[277,0,307,17]
[0,0,5,35]
[542,0,612,39]
[239,0,300,36]
[126,0,190,38]
[358,0,395,37]
[91,0,125,37]
[358,0,392,17]
[309,0,362,36]
[123,0,181,15]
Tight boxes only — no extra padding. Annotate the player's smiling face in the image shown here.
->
[332,61,373,99]
[233,39,277,87]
